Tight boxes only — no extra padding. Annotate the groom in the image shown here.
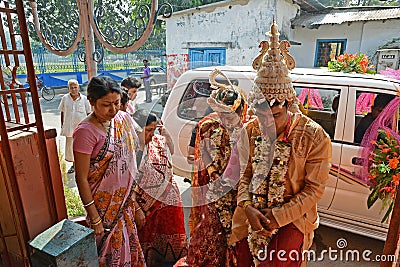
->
[234,21,332,267]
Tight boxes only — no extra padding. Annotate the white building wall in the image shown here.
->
[291,19,400,67]
[360,20,400,56]
[166,0,299,66]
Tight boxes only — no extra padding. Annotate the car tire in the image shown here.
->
[150,79,156,85]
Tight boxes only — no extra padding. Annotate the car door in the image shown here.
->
[331,87,396,228]
[293,83,346,210]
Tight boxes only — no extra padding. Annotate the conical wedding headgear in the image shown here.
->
[248,21,297,107]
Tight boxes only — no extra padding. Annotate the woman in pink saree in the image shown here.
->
[73,76,146,266]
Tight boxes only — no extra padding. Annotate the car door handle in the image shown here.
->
[352,157,365,166]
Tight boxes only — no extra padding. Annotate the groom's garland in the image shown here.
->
[247,133,291,259]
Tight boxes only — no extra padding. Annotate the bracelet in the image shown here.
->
[135,206,142,212]
[90,216,101,225]
[242,200,253,209]
[83,200,95,208]
[90,218,102,227]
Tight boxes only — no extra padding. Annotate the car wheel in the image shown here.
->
[150,79,156,85]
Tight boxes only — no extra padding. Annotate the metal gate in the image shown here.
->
[0,1,58,266]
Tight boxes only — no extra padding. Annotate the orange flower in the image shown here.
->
[388,157,399,169]
[114,121,123,139]
[105,204,121,222]
[360,65,367,73]
[111,220,123,249]
[392,174,400,186]
[123,210,135,230]
[94,191,112,210]
[112,187,127,203]
[382,148,391,153]
[380,187,392,193]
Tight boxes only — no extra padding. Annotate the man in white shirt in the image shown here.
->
[58,79,91,173]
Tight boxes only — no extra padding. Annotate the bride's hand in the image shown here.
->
[135,208,146,229]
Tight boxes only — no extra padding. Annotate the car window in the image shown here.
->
[295,87,341,139]
[131,67,143,73]
[353,91,396,145]
[151,67,162,73]
[177,79,238,121]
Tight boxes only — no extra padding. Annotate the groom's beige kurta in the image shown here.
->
[233,113,332,261]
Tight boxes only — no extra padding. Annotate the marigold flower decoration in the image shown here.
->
[328,52,376,74]
[368,129,400,222]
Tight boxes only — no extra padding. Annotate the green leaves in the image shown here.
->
[381,201,394,223]
[367,186,380,209]
[378,163,391,174]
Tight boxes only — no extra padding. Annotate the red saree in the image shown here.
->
[136,134,187,267]
[186,113,240,267]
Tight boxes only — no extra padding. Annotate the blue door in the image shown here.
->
[189,48,226,69]
[314,39,346,67]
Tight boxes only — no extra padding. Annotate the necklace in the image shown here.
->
[91,112,111,131]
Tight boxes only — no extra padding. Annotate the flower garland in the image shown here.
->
[368,129,400,222]
[207,186,236,242]
[208,121,241,164]
[248,137,291,259]
[206,120,242,244]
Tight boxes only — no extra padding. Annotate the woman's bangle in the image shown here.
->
[90,219,102,227]
[135,206,142,212]
[83,200,95,208]
[90,216,101,225]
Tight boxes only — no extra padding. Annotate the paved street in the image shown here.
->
[33,86,387,267]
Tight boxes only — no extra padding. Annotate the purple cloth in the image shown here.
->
[143,65,151,82]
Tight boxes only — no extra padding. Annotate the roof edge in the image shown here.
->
[165,0,250,18]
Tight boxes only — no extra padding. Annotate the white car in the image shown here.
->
[129,66,167,85]
[162,66,400,241]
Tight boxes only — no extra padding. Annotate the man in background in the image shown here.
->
[59,79,91,173]
[142,59,152,103]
